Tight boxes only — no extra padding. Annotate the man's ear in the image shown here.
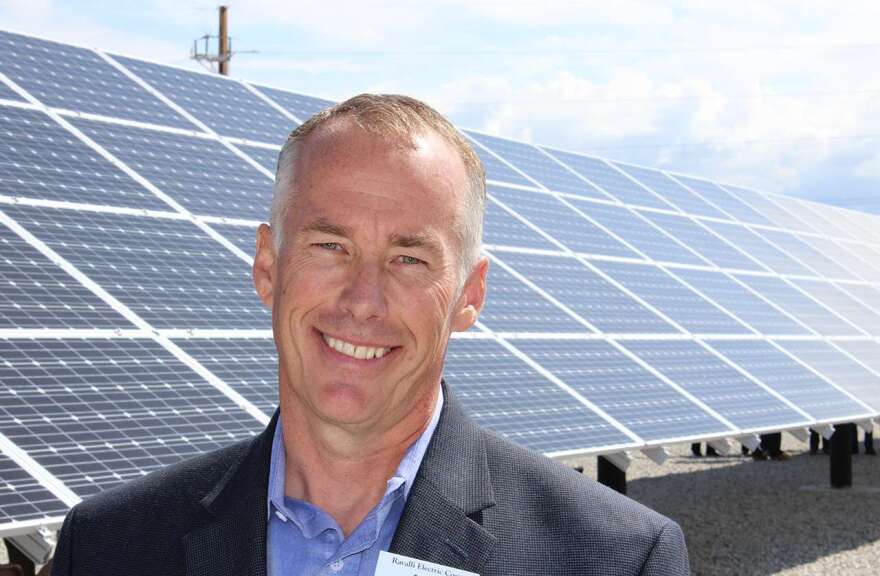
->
[253,224,276,308]
[452,256,489,332]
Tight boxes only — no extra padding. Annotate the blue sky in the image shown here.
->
[2,0,879,213]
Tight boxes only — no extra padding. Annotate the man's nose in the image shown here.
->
[338,260,388,321]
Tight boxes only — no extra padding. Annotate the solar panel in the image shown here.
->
[0,338,263,498]
[564,198,708,266]
[671,174,774,227]
[248,85,334,122]
[621,340,807,430]
[543,149,672,210]
[707,340,872,421]
[69,118,273,220]
[0,107,169,210]
[510,338,730,441]
[489,187,638,258]
[0,31,194,129]
[237,143,281,173]
[0,216,132,329]
[612,162,729,219]
[443,339,634,454]
[0,451,68,523]
[773,340,880,413]
[637,211,764,271]
[493,252,675,333]
[111,54,292,143]
[173,338,278,413]
[669,269,810,335]
[733,275,860,335]
[789,279,880,335]
[701,221,815,276]
[3,28,880,537]
[467,132,606,199]
[4,205,270,329]
[592,261,751,334]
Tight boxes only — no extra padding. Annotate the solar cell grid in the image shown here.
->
[841,243,880,284]
[112,55,292,144]
[543,149,671,210]
[702,221,815,277]
[671,175,774,226]
[834,340,880,375]
[0,451,69,523]
[799,235,880,284]
[489,187,637,258]
[835,284,880,320]
[70,118,273,220]
[0,81,25,102]
[564,198,707,266]
[5,205,271,329]
[790,279,880,335]
[250,85,334,122]
[734,275,858,335]
[443,339,633,453]
[593,261,751,334]
[707,339,871,421]
[757,229,857,280]
[479,259,588,334]
[0,106,169,210]
[173,338,278,413]
[774,340,880,414]
[207,223,259,257]
[612,163,728,219]
[483,195,559,251]
[670,269,809,335]
[512,338,729,441]
[637,211,764,271]
[494,252,676,334]
[238,144,280,174]
[0,217,131,329]
[466,133,607,199]
[722,185,813,233]
[622,340,807,430]
[0,31,194,129]
[0,338,262,497]
[790,199,859,241]
[468,142,534,187]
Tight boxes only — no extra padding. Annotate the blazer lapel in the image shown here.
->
[390,386,497,574]
[183,411,278,576]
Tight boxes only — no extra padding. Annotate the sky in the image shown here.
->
[2,0,878,213]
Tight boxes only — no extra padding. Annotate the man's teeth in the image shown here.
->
[323,335,390,360]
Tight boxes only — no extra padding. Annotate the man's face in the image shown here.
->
[253,120,487,436]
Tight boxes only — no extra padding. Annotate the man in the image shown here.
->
[51,94,689,575]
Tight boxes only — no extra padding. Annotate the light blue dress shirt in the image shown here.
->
[267,390,444,576]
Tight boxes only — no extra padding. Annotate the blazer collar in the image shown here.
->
[390,383,498,573]
[183,410,278,576]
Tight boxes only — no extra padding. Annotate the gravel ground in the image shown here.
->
[563,435,880,576]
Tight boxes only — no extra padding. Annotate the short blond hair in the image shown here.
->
[270,93,486,275]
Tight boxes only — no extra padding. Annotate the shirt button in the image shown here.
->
[329,559,344,572]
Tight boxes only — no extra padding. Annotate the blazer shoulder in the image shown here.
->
[480,430,684,567]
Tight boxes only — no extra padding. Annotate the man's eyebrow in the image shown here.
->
[389,231,444,254]
[301,218,350,238]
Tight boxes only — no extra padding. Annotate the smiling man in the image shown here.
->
[51,94,690,576]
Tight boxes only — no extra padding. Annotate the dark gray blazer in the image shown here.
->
[51,388,689,575]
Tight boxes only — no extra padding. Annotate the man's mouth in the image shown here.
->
[321,332,393,360]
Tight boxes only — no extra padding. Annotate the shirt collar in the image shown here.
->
[266,387,444,521]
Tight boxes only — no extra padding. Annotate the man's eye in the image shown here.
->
[315,242,342,251]
[397,255,425,265]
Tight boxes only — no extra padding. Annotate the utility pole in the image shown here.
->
[191,5,235,75]
[218,5,229,75]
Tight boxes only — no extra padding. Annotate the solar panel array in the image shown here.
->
[1,29,879,538]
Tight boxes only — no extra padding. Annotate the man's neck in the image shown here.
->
[278,387,439,536]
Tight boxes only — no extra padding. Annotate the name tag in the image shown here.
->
[375,551,479,576]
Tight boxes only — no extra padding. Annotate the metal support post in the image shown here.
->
[597,456,627,494]
[830,423,854,488]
